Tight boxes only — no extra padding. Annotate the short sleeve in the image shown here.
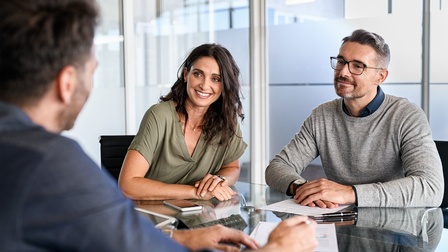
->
[222,122,247,165]
[130,103,169,165]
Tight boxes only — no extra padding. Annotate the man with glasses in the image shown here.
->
[266,29,443,208]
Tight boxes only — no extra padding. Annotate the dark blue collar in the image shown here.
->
[342,86,385,117]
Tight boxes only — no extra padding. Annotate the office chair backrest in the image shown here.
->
[99,135,135,181]
[435,140,448,208]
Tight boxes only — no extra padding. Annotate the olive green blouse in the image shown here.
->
[129,100,247,185]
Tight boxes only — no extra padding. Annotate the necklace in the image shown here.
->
[178,112,203,132]
[189,124,201,132]
[180,120,202,132]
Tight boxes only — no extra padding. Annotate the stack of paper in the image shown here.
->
[260,199,351,215]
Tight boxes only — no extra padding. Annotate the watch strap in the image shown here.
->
[292,179,307,196]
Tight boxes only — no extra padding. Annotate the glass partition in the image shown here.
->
[64,0,448,179]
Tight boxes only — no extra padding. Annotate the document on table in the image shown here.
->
[260,199,350,215]
[250,222,338,252]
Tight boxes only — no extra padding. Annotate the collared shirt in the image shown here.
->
[342,86,385,117]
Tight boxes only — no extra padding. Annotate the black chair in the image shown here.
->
[435,140,448,208]
[99,135,135,181]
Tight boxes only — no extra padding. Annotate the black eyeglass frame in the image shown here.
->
[330,56,384,75]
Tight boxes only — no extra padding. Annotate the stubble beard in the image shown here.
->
[334,77,365,100]
[59,76,89,131]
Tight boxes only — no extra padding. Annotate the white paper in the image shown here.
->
[250,222,338,252]
[260,199,350,216]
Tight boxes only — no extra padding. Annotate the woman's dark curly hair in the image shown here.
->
[160,43,244,145]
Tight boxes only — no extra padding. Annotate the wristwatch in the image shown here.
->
[291,178,307,195]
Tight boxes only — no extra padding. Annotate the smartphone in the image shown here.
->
[163,199,203,212]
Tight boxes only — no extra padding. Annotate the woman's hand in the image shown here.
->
[195,174,236,201]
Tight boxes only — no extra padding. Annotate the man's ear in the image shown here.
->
[376,69,389,84]
[56,66,77,104]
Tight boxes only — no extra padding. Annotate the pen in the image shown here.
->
[313,215,357,223]
[311,210,357,219]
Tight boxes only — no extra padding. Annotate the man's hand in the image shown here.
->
[293,178,355,208]
[173,217,317,252]
[172,224,260,252]
[260,216,318,252]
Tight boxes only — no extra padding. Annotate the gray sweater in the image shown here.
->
[265,94,444,207]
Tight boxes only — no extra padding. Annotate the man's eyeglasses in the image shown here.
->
[330,57,383,75]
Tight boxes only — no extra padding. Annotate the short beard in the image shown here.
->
[58,74,87,131]
[334,76,361,99]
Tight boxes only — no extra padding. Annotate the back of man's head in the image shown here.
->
[0,0,99,106]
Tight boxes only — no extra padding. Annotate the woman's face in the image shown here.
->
[183,56,222,109]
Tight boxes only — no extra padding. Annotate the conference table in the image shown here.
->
[134,182,448,251]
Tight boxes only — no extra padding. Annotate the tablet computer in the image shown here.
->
[135,207,178,228]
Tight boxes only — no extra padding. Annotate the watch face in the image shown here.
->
[294,178,307,185]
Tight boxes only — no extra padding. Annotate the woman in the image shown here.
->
[118,43,247,201]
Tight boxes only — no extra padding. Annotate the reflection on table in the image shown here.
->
[133,182,446,251]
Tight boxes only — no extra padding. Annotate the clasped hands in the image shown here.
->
[293,178,356,208]
[194,173,236,201]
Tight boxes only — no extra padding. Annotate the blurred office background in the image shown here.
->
[64,0,448,185]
